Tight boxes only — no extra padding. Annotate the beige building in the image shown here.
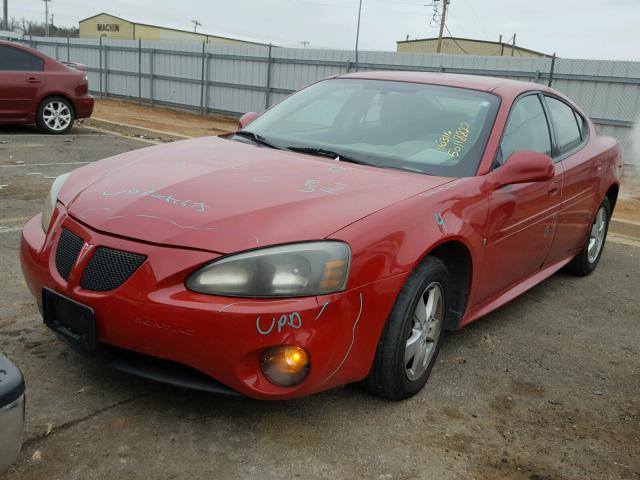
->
[79,13,268,46]
[397,36,549,58]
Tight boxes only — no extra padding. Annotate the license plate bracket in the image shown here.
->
[42,288,96,354]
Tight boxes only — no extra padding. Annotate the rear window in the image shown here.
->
[0,45,44,71]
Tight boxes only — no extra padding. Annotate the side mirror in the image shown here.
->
[0,353,25,473]
[238,112,259,130]
[488,150,555,190]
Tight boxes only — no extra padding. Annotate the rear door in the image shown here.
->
[542,96,595,265]
[476,93,563,303]
[0,45,46,121]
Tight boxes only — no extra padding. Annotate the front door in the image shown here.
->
[475,93,562,304]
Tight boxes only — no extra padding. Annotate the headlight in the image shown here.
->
[186,241,351,297]
[41,173,70,232]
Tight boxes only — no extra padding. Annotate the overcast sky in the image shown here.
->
[9,0,640,60]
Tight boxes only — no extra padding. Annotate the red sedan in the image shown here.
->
[0,40,93,134]
[20,72,621,400]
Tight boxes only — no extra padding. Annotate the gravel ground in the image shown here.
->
[0,125,638,480]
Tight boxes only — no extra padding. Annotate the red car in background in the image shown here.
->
[20,72,622,400]
[0,40,93,134]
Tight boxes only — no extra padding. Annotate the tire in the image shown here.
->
[37,96,75,134]
[361,256,449,400]
[565,196,611,276]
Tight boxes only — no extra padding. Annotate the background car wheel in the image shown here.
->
[566,196,611,276]
[361,256,449,400]
[37,96,75,134]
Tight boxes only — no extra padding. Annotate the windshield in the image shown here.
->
[241,78,500,177]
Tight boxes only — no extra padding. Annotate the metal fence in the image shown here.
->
[3,34,639,164]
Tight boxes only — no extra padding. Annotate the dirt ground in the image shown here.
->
[0,125,638,480]
[617,173,640,223]
[88,99,238,138]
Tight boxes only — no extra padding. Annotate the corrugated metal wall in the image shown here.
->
[4,34,639,163]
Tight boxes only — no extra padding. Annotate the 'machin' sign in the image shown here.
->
[97,24,120,32]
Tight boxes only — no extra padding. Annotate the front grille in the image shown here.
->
[80,247,146,291]
[55,228,84,280]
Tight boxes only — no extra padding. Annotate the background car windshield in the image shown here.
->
[246,78,500,177]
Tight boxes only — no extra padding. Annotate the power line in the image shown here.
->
[464,0,489,40]
[444,24,471,54]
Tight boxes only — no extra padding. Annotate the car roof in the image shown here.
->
[335,71,552,96]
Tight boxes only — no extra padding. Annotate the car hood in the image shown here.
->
[63,136,452,253]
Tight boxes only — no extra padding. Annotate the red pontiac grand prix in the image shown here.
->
[20,72,622,400]
[0,40,94,133]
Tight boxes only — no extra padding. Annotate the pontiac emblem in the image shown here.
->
[77,243,95,264]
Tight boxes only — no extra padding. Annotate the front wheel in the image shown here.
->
[361,256,449,400]
[566,197,611,276]
[37,97,75,134]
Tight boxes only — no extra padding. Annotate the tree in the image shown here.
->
[0,16,79,37]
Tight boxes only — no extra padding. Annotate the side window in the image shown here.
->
[0,46,45,71]
[574,110,589,141]
[545,96,582,155]
[497,94,551,167]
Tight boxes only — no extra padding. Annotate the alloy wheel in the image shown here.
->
[587,206,607,264]
[42,101,72,132]
[405,282,443,381]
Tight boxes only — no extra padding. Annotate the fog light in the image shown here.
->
[260,346,310,387]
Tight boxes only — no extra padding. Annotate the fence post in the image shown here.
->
[199,41,206,115]
[150,49,155,106]
[55,41,59,60]
[66,37,70,63]
[99,36,103,98]
[264,43,273,110]
[104,44,109,97]
[138,39,142,103]
[548,52,556,87]
[204,51,210,115]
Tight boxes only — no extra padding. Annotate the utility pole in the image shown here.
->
[354,0,363,69]
[2,0,8,31]
[191,19,201,33]
[511,32,516,56]
[42,0,51,37]
[436,0,449,53]
[300,41,310,48]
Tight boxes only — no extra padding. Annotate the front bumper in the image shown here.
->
[21,207,406,399]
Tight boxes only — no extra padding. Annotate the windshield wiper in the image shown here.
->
[233,130,282,149]
[287,146,369,166]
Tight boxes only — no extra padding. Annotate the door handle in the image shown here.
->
[548,183,560,196]
[26,77,42,84]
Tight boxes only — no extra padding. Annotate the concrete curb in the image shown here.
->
[83,118,193,142]
[610,218,640,240]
